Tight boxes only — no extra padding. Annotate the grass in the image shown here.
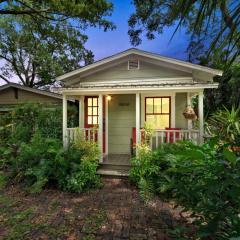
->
[82,209,107,234]
[0,187,107,240]
[0,191,70,239]
[0,171,7,190]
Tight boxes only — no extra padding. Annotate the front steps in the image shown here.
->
[97,154,132,177]
[97,162,131,177]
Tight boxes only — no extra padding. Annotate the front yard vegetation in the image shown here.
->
[0,103,101,194]
[130,107,240,239]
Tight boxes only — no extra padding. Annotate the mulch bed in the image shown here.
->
[0,177,194,240]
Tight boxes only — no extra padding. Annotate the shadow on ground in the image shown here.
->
[0,177,194,240]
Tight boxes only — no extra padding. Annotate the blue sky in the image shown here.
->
[85,0,189,61]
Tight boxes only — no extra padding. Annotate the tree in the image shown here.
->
[0,0,114,31]
[204,62,240,116]
[128,0,240,66]
[0,1,114,87]
[0,16,93,87]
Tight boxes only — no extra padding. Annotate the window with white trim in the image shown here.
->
[145,97,171,129]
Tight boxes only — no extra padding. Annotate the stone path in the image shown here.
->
[73,177,191,239]
[0,177,193,239]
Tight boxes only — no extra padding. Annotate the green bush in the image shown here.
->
[0,103,79,168]
[54,136,101,193]
[131,107,240,238]
[130,141,240,239]
[207,106,240,147]
[0,103,78,145]
[6,132,101,193]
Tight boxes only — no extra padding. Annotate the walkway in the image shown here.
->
[0,178,193,240]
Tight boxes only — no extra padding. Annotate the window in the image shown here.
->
[87,97,98,125]
[145,97,170,129]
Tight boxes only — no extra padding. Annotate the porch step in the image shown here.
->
[97,163,131,177]
[97,168,129,177]
[99,163,131,170]
[101,161,132,166]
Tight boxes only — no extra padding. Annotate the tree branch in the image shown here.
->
[0,8,50,15]
[219,1,237,32]
[29,62,36,87]
[0,74,10,83]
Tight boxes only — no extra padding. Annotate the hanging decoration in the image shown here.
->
[183,105,197,120]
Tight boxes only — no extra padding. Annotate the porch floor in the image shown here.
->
[97,154,132,177]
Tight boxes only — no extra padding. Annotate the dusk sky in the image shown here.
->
[85,0,189,61]
[0,0,190,85]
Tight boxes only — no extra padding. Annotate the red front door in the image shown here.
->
[84,96,105,153]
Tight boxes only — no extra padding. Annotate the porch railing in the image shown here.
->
[142,129,200,150]
[66,127,98,145]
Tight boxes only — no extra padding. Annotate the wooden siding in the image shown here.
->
[108,94,135,154]
[73,61,191,85]
[175,93,187,128]
[0,87,62,105]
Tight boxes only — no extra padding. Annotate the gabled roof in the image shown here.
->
[57,48,223,81]
[0,83,62,99]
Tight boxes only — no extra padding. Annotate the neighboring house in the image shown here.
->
[0,83,62,113]
[57,48,223,167]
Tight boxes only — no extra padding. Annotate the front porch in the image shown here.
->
[63,90,204,169]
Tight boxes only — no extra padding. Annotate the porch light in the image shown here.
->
[106,95,112,101]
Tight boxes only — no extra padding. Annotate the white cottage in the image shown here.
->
[57,48,222,169]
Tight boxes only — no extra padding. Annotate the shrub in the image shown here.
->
[7,132,101,193]
[207,106,240,147]
[130,141,240,239]
[54,136,101,193]
[0,103,100,194]
[0,103,78,145]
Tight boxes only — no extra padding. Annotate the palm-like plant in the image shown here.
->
[208,107,240,146]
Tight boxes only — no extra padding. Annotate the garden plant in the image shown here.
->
[0,103,101,194]
[130,107,240,239]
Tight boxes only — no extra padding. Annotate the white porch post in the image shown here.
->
[136,93,140,155]
[78,96,84,128]
[187,92,193,129]
[198,91,204,144]
[63,93,68,148]
[98,94,103,162]
[105,96,109,156]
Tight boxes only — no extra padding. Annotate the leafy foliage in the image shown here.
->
[5,132,101,194]
[204,63,240,115]
[131,108,240,238]
[129,0,240,65]
[0,0,114,28]
[0,16,94,87]
[0,103,78,143]
[0,1,114,87]
[207,106,240,146]
[130,141,240,239]
[0,104,100,193]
